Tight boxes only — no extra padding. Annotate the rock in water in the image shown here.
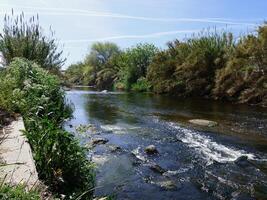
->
[235,156,250,167]
[189,119,218,127]
[145,145,158,154]
[157,180,179,191]
[148,163,166,174]
[91,137,109,145]
[109,144,122,152]
[101,90,108,93]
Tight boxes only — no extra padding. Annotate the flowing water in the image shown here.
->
[65,89,267,200]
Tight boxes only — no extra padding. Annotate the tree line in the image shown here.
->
[65,26,267,106]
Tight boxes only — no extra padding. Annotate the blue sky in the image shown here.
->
[0,0,266,69]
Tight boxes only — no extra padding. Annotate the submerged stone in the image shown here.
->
[234,156,251,167]
[109,144,122,152]
[91,137,109,145]
[157,180,180,191]
[189,119,218,127]
[147,163,166,174]
[145,145,158,154]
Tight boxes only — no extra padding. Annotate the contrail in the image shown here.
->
[0,4,258,26]
[61,24,256,45]
[61,28,230,44]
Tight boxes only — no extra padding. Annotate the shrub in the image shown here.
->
[131,77,151,92]
[148,30,234,96]
[213,25,267,105]
[0,58,95,199]
[0,12,65,73]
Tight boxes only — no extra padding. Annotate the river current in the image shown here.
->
[65,89,267,200]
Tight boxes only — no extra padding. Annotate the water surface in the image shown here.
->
[65,89,267,200]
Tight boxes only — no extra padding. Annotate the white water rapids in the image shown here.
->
[169,123,256,165]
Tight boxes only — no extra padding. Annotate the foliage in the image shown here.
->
[117,43,158,90]
[64,43,158,91]
[64,62,93,86]
[64,26,266,106]
[0,58,95,199]
[148,30,234,96]
[84,42,120,86]
[131,77,151,92]
[0,12,65,73]
[213,25,267,106]
[0,184,40,200]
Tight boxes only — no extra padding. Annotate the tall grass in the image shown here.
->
[0,11,65,73]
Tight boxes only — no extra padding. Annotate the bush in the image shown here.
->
[148,31,234,96]
[131,77,151,92]
[213,25,267,105]
[0,58,95,199]
[0,12,65,73]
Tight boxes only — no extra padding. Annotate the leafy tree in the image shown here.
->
[84,42,120,84]
[64,62,93,85]
[0,12,65,73]
[117,43,158,90]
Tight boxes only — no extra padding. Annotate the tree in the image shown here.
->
[84,42,120,84]
[117,43,158,90]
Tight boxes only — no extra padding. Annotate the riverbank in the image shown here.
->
[0,59,95,199]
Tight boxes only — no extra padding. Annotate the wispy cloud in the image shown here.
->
[61,29,200,44]
[0,4,259,26]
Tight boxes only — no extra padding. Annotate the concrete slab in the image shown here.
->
[0,117,39,189]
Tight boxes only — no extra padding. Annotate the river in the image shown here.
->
[65,88,267,200]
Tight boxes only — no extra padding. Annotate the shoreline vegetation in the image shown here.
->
[0,13,95,199]
[64,26,267,107]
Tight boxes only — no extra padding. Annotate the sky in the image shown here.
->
[0,0,267,69]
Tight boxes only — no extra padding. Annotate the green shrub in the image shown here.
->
[213,25,267,105]
[0,12,65,73]
[24,118,95,198]
[131,77,151,92]
[148,30,234,96]
[0,58,95,199]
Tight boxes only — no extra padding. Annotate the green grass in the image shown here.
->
[0,184,40,200]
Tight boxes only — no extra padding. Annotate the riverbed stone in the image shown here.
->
[189,119,218,127]
[145,145,158,154]
[93,197,108,200]
[91,137,109,145]
[147,163,166,174]
[109,144,122,152]
[157,180,179,191]
[234,156,251,167]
